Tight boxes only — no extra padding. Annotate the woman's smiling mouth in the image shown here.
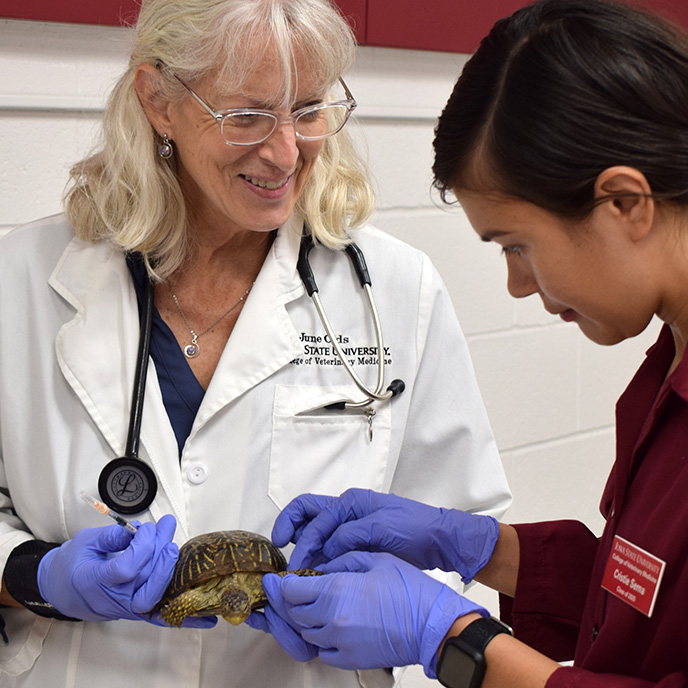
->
[242,174,291,190]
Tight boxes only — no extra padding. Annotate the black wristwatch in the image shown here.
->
[436,616,512,688]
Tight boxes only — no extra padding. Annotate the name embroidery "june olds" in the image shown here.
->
[290,332,393,368]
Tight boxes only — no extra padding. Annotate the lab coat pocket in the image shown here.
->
[0,609,52,677]
[269,385,391,510]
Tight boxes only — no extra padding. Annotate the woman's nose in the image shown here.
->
[257,121,300,169]
[506,261,539,299]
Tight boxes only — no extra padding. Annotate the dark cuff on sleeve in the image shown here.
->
[500,521,598,662]
[4,540,79,621]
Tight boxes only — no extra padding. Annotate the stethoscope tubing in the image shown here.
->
[98,276,158,516]
[310,286,392,408]
[126,276,154,457]
[299,230,401,409]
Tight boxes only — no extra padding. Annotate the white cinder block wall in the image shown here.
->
[0,19,660,686]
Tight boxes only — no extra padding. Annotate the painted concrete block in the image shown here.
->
[468,326,579,450]
[500,428,616,535]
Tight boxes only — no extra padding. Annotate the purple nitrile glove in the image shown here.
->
[38,515,216,629]
[245,600,319,661]
[272,488,498,582]
[262,551,487,678]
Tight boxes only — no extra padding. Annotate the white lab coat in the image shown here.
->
[0,213,510,688]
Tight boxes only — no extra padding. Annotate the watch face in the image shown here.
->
[437,643,484,688]
[437,617,511,688]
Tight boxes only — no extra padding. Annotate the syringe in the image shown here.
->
[79,491,139,534]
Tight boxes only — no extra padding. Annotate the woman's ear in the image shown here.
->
[134,63,174,138]
[594,166,655,241]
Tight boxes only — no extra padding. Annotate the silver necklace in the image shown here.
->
[168,281,254,359]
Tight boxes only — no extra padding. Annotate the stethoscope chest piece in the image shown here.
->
[98,457,157,515]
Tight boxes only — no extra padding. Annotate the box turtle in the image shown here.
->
[153,529,321,627]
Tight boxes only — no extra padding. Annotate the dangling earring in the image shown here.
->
[159,133,173,159]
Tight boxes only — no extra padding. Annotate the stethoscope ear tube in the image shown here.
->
[325,379,405,411]
[344,242,371,287]
[388,379,405,397]
[297,225,404,409]
[297,233,318,296]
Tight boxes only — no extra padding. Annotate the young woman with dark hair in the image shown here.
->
[256,2,688,686]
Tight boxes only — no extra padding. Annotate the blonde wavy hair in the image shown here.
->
[64,0,375,279]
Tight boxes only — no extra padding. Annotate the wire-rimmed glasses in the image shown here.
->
[156,61,357,146]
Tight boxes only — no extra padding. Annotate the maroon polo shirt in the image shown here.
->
[501,325,688,687]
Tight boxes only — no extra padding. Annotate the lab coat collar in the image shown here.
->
[50,237,144,457]
[49,215,306,416]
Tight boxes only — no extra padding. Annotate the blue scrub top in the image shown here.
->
[126,254,204,457]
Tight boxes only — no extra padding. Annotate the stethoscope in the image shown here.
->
[297,232,405,410]
[98,231,405,515]
[99,276,158,514]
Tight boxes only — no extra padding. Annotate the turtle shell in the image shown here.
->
[168,529,287,598]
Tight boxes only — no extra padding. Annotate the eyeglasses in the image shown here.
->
[156,61,357,147]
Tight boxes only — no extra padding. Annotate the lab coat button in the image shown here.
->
[187,462,209,484]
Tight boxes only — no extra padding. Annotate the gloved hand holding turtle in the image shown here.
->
[272,488,499,582]
[38,514,214,628]
[260,551,487,676]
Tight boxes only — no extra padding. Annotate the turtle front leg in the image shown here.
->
[160,589,203,628]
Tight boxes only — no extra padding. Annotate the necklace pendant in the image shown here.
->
[184,334,200,359]
[184,343,200,358]
[169,281,254,361]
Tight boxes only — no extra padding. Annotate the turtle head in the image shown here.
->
[220,587,252,625]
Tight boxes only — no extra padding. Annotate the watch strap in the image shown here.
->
[437,616,512,688]
[458,616,512,652]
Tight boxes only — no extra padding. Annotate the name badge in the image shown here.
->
[601,535,666,617]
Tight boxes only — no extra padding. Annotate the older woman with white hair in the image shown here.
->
[0,0,509,686]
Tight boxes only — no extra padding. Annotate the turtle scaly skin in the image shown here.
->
[152,530,321,627]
